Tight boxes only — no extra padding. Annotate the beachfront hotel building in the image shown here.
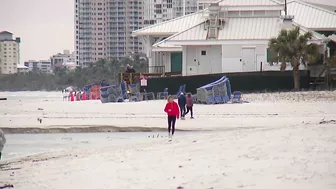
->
[132,0,336,75]
[75,0,200,67]
[0,31,21,75]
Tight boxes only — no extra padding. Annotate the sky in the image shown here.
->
[0,0,335,65]
[0,0,74,64]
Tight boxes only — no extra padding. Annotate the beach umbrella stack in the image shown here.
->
[100,86,110,103]
[108,85,123,102]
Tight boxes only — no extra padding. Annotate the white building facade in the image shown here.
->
[50,50,75,68]
[0,31,21,75]
[132,0,336,76]
[24,60,52,73]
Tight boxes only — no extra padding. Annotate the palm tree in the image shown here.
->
[268,26,319,90]
[326,52,336,67]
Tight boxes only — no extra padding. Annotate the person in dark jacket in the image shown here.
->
[178,92,186,119]
[184,93,194,119]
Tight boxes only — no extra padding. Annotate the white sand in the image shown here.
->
[0,91,336,188]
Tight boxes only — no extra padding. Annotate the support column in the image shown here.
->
[140,35,168,73]
[140,35,154,73]
[182,45,187,76]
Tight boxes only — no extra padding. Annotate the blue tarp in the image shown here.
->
[196,76,232,104]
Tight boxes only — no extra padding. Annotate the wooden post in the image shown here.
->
[285,0,287,15]
[130,73,133,84]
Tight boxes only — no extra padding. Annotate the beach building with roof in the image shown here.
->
[132,0,336,76]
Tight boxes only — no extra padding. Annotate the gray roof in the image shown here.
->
[158,17,326,43]
[0,31,13,35]
[287,0,336,30]
[132,11,205,36]
[219,0,282,6]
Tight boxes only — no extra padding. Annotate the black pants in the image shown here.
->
[168,116,177,135]
[180,106,186,118]
[184,106,193,117]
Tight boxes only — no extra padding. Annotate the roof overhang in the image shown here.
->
[163,39,327,46]
[152,47,182,52]
[224,5,284,11]
[309,28,336,31]
[132,32,177,37]
[164,39,270,45]
[328,35,336,43]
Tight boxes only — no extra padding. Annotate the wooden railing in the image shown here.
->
[137,66,165,74]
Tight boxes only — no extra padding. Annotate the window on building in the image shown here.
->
[267,48,278,63]
[201,50,206,56]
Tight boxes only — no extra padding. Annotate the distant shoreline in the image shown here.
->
[0,125,194,134]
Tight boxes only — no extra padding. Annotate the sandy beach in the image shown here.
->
[0,91,336,188]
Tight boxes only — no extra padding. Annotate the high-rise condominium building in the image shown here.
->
[143,0,198,26]
[75,0,199,66]
[75,0,144,66]
[0,31,21,74]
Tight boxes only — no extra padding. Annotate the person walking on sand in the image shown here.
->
[178,92,186,120]
[164,96,180,139]
[184,93,194,119]
[0,129,6,160]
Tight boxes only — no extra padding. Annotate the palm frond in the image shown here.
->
[268,26,320,70]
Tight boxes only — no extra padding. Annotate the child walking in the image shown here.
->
[164,96,180,139]
[184,93,194,119]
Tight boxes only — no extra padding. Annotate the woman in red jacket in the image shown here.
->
[164,96,180,138]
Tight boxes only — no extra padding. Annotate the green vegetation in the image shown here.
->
[0,56,148,91]
[268,26,319,90]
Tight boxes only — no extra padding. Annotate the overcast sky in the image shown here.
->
[0,0,335,64]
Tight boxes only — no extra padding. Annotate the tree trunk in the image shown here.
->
[293,65,300,90]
